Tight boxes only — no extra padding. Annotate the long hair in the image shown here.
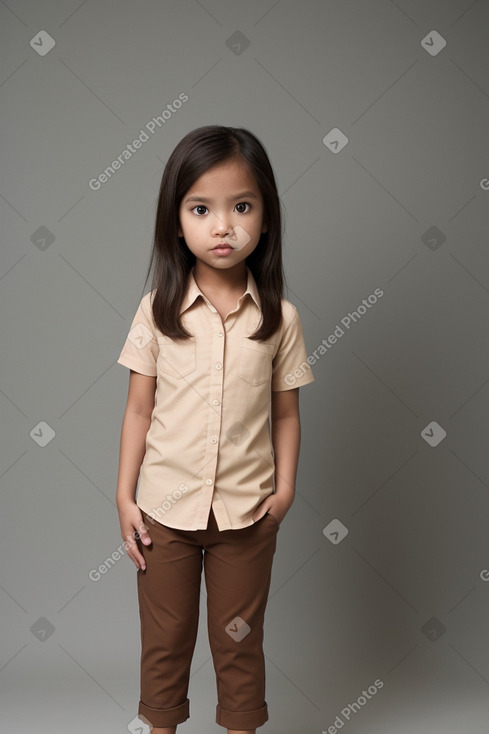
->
[141,125,285,341]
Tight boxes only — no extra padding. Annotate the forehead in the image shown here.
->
[186,159,260,195]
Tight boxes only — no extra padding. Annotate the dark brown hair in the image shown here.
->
[141,125,285,341]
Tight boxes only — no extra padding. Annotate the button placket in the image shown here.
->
[196,314,226,527]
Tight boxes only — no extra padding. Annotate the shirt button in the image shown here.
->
[217,331,224,337]
[205,478,213,486]
[216,363,222,370]
[210,435,218,444]
[212,399,220,406]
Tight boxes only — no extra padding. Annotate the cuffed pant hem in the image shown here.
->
[138,697,190,728]
[215,702,268,729]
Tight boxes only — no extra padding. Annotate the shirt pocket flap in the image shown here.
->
[239,338,275,386]
[157,335,196,379]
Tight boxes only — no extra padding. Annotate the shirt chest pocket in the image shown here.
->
[238,338,275,386]
[157,336,196,379]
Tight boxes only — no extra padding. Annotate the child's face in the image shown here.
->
[178,158,268,273]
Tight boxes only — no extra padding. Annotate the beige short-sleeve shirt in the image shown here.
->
[117,266,315,531]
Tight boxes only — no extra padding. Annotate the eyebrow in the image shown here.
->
[184,191,259,204]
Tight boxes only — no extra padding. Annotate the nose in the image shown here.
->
[211,210,233,236]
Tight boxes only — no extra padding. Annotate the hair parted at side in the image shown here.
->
[140,125,286,341]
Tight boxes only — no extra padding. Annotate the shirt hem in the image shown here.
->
[117,356,157,377]
[138,502,258,532]
[272,374,315,390]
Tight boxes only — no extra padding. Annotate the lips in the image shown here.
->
[212,243,234,250]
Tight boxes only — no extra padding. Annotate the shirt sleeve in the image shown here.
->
[117,292,159,377]
[271,306,315,391]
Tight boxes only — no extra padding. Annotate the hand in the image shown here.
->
[252,493,294,527]
[117,501,152,571]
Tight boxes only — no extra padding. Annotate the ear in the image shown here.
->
[261,220,268,234]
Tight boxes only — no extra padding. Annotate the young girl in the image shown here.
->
[116,125,315,734]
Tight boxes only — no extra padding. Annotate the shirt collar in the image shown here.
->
[180,265,261,314]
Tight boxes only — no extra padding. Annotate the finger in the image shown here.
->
[135,554,147,571]
[126,530,149,570]
[127,547,146,571]
[122,533,144,563]
[134,522,152,545]
[131,516,152,542]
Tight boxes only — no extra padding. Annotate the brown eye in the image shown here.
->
[235,202,250,213]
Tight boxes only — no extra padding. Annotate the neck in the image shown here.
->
[193,261,248,294]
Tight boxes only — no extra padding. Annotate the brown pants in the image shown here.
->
[136,506,279,730]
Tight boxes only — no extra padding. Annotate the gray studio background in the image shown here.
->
[1,1,489,732]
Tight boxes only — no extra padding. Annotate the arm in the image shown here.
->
[252,387,301,526]
[116,370,157,570]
